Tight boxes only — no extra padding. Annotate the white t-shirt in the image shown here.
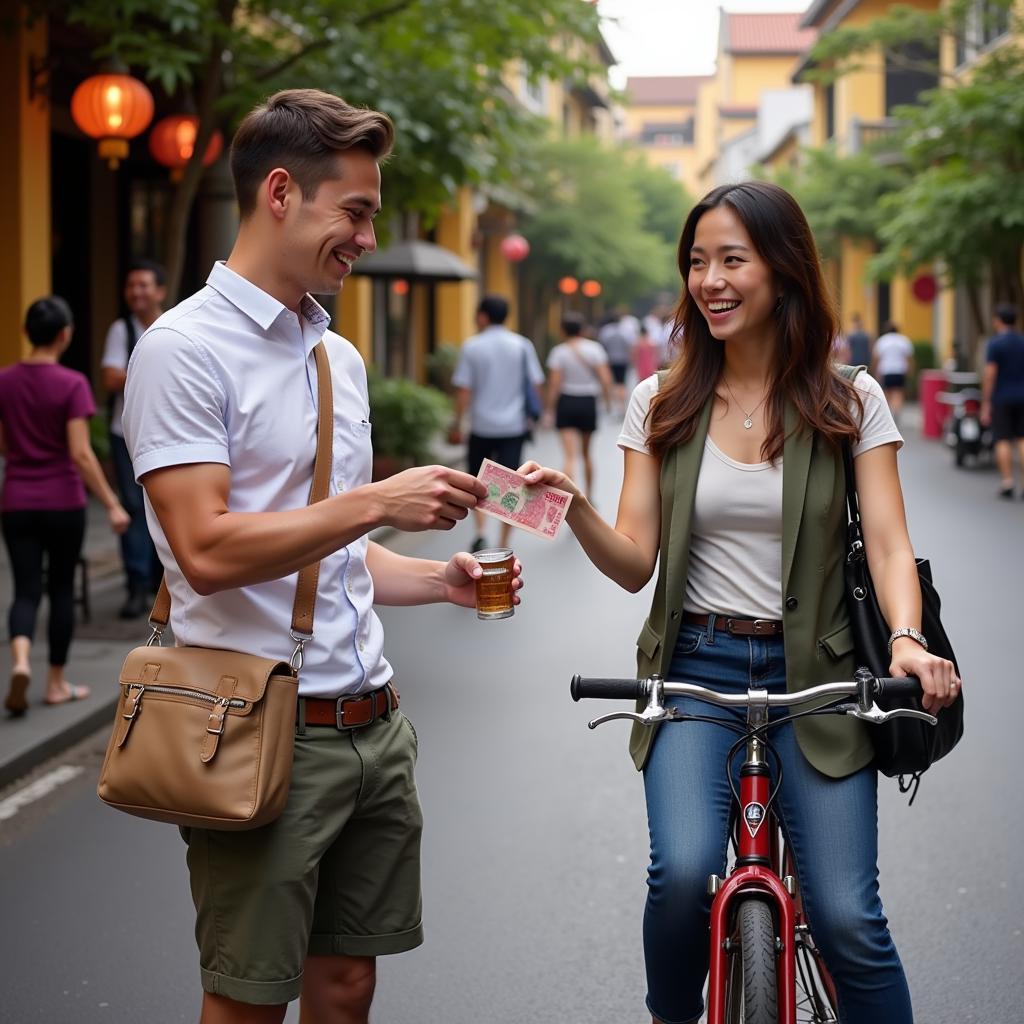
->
[547,339,608,396]
[100,315,146,437]
[617,371,902,619]
[873,332,913,376]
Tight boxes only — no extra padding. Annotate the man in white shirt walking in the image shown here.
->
[123,89,517,1024]
[101,260,166,618]
[450,295,544,552]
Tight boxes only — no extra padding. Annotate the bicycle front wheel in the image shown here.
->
[725,899,778,1024]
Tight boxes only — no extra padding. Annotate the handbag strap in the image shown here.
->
[567,339,601,382]
[837,363,865,538]
[148,340,335,645]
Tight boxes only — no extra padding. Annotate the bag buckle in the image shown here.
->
[206,697,230,736]
[290,629,313,673]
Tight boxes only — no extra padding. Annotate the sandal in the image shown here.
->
[4,670,30,717]
[43,683,91,706]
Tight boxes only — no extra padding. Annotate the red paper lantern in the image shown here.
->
[558,276,579,295]
[911,273,938,303]
[581,279,602,298]
[500,234,530,262]
[149,115,224,177]
[71,72,154,169]
[391,279,410,296]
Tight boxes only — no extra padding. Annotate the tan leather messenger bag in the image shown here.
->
[97,342,334,830]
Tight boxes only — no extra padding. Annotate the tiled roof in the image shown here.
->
[723,12,817,54]
[625,75,712,106]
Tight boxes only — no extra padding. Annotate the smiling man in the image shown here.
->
[121,90,506,1024]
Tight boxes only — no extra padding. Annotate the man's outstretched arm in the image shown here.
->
[142,462,487,596]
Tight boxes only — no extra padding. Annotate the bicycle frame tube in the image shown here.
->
[706,693,797,1024]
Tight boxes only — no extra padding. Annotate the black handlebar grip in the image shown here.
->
[874,676,923,701]
[570,675,647,702]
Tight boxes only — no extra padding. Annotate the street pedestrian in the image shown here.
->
[545,312,612,501]
[520,181,958,1024]
[981,303,1024,498]
[0,297,129,716]
[598,306,639,411]
[632,323,660,382]
[449,294,544,553]
[101,259,167,619]
[847,311,872,366]
[121,89,518,1024]
[871,320,915,421]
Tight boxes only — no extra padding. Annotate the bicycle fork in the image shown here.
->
[705,691,797,1024]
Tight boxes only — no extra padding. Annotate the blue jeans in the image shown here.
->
[642,618,912,1024]
[110,432,161,591]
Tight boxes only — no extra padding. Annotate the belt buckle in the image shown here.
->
[335,692,376,730]
[751,619,775,635]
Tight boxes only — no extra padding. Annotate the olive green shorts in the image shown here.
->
[181,708,423,1005]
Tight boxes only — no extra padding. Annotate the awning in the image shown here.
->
[351,240,478,282]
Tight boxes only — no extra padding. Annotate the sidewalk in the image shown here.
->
[0,436,465,789]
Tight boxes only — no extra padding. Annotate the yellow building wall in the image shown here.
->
[337,277,374,364]
[0,17,51,367]
[483,233,518,331]
[840,240,878,333]
[695,77,721,194]
[891,274,933,341]
[436,188,478,348]
[731,55,801,105]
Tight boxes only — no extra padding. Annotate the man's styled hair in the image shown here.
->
[477,295,509,325]
[230,89,395,217]
[995,303,1018,327]
[24,296,73,347]
[126,259,166,287]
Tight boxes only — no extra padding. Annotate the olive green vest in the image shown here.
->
[629,389,874,778]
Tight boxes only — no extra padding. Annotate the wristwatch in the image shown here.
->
[888,627,928,657]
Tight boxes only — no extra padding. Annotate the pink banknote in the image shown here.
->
[476,459,574,540]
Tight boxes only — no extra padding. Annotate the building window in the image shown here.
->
[639,119,694,147]
[520,72,546,114]
[955,0,1011,66]
[885,41,939,113]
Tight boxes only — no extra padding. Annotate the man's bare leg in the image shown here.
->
[995,439,1013,490]
[200,993,285,1024]
[299,955,376,1024]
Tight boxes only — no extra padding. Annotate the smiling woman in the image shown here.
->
[515,178,959,1024]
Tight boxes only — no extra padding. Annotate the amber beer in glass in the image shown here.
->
[475,548,514,620]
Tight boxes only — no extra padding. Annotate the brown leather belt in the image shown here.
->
[683,612,784,637]
[299,682,400,729]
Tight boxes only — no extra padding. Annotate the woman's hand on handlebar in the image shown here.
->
[889,640,960,712]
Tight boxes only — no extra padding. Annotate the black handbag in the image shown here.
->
[840,439,964,785]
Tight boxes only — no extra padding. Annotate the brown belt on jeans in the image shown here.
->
[682,612,784,637]
[300,682,400,729]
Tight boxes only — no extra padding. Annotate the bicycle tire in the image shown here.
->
[724,899,778,1024]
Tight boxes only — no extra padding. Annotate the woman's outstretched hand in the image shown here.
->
[517,461,583,501]
[889,639,961,712]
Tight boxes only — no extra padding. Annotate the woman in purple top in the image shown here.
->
[0,297,129,716]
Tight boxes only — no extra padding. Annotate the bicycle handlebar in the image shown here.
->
[570,672,923,709]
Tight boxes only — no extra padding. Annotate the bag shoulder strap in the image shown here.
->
[149,340,334,641]
[836,363,868,530]
[567,340,601,381]
[123,316,139,359]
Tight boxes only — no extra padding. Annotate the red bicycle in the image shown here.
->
[570,667,935,1024]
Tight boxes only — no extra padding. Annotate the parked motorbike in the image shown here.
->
[940,388,992,466]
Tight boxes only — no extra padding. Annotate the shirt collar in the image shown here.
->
[207,261,330,335]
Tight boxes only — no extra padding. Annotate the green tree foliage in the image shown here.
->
[32,0,601,298]
[759,147,908,260]
[517,136,691,340]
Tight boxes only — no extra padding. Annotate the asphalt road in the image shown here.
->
[0,412,1020,1024]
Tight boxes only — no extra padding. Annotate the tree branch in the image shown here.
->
[254,0,418,84]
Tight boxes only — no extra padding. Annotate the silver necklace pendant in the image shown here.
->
[743,417,753,429]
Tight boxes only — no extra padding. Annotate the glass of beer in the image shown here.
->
[475,548,515,620]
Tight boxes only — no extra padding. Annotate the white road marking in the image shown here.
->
[0,765,85,822]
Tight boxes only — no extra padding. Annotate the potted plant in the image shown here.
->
[424,342,460,395]
[366,372,452,480]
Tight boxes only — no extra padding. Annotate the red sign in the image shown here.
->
[911,274,937,303]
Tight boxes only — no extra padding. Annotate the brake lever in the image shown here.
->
[844,704,938,727]
[588,707,679,730]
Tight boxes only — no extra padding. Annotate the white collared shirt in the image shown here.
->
[122,261,391,698]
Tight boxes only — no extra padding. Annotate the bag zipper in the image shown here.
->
[117,683,247,747]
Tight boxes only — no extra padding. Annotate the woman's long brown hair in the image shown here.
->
[647,181,862,462]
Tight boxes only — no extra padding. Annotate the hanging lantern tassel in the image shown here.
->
[71,72,154,169]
